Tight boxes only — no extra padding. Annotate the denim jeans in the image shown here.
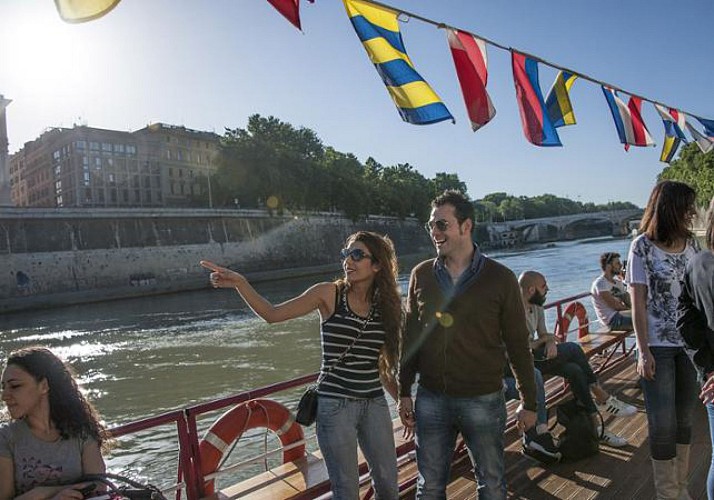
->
[414,385,506,500]
[504,367,547,427]
[707,403,714,500]
[316,395,398,500]
[640,346,698,460]
[534,341,599,414]
[609,311,633,330]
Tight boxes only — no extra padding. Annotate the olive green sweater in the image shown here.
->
[399,257,537,411]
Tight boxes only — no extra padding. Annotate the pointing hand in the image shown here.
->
[200,260,245,288]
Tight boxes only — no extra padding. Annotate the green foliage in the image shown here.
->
[658,142,714,206]
[472,193,639,222]
[211,114,468,221]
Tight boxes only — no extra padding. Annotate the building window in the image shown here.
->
[90,141,100,151]
[109,173,116,184]
[76,140,86,150]
[102,143,112,153]
[126,145,137,156]
[169,168,173,177]
[114,144,125,153]
[166,149,172,160]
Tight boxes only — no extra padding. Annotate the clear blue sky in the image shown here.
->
[1,0,712,207]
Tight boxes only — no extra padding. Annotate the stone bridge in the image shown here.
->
[485,209,643,247]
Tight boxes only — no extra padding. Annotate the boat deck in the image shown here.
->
[395,360,710,499]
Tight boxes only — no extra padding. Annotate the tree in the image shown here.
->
[431,172,468,197]
[659,142,714,206]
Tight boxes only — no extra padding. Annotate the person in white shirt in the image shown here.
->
[591,252,633,331]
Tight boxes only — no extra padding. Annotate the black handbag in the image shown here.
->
[295,298,374,426]
[77,472,167,500]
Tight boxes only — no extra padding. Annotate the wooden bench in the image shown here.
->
[205,329,634,499]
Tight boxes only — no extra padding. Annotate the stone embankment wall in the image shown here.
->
[0,208,432,313]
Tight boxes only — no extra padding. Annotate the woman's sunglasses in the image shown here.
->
[340,248,374,262]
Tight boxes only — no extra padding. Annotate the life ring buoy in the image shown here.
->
[554,301,589,340]
[199,398,305,495]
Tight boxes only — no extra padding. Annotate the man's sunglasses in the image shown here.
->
[340,248,375,262]
[424,219,451,233]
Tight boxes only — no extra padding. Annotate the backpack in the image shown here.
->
[555,399,602,461]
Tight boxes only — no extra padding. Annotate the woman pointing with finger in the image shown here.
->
[200,230,402,500]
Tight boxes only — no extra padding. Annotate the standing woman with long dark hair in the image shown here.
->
[678,197,714,499]
[201,230,401,499]
[0,347,108,500]
[625,180,700,499]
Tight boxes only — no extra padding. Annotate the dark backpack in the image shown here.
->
[555,399,602,461]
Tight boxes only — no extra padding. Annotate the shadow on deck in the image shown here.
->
[398,360,710,499]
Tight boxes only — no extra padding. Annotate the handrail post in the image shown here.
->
[555,303,564,343]
[176,412,200,500]
[185,409,204,499]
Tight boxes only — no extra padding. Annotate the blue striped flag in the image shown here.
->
[544,71,578,128]
[654,105,687,163]
[343,0,453,125]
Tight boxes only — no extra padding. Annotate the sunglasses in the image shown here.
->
[424,219,451,233]
[340,248,374,262]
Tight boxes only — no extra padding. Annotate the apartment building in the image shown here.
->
[9,123,220,208]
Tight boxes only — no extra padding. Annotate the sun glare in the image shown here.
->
[2,7,92,95]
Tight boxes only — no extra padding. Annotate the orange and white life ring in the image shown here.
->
[199,398,305,495]
[554,301,589,340]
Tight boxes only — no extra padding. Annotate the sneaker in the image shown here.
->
[600,428,628,448]
[597,395,637,418]
[523,430,562,463]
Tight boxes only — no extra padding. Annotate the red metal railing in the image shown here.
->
[108,291,630,500]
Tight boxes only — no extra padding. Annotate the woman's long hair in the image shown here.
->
[337,231,402,382]
[640,180,696,246]
[706,196,714,252]
[6,347,110,449]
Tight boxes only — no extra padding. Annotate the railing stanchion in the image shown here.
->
[177,413,200,500]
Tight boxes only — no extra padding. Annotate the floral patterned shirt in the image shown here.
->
[625,234,700,347]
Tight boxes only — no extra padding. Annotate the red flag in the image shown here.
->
[267,0,302,30]
[446,29,496,131]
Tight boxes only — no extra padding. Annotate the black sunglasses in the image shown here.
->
[424,219,451,233]
[340,248,374,262]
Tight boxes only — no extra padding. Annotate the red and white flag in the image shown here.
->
[446,29,496,131]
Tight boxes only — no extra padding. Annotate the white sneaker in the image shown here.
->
[600,429,628,448]
[597,396,637,418]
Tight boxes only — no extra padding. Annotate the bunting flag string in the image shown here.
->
[511,51,561,147]
[601,88,654,149]
[544,71,578,129]
[446,29,496,131]
[342,0,453,125]
[51,0,714,160]
[654,105,687,163]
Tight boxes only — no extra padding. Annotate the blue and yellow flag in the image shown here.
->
[544,71,578,128]
[343,0,453,125]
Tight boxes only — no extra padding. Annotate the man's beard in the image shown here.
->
[529,290,546,306]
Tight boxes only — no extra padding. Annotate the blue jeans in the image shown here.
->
[609,311,633,330]
[707,403,714,500]
[534,341,599,414]
[316,395,398,500]
[414,385,506,500]
[504,367,547,427]
[640,346,698,460]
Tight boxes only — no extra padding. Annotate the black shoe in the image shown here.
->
[522,432,562,464]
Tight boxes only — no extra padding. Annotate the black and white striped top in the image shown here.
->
[317,286,386,399]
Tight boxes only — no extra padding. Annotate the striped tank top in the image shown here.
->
[317,286,386,399]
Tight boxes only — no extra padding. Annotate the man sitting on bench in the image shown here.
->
[519,270,636,447]
[591,252,633,331]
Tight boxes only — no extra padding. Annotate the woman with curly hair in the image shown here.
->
[625,180,700,499]
[0,347,108,500]
[201,230,402,499]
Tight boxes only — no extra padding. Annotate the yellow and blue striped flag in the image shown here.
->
[544,71,578,128]
[343,0,453,125]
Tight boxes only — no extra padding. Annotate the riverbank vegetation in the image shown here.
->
[658,143,714,206]
[196,114,638,221]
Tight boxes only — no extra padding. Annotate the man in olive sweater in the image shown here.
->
[398,190,537,500]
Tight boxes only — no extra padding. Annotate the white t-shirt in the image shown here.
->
[625,234,699,347]
[591,274,627,325]
[524,304,547,342]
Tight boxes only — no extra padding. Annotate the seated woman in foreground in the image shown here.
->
[0,347,108,500]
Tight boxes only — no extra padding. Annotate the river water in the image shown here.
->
[0,236,632,490]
